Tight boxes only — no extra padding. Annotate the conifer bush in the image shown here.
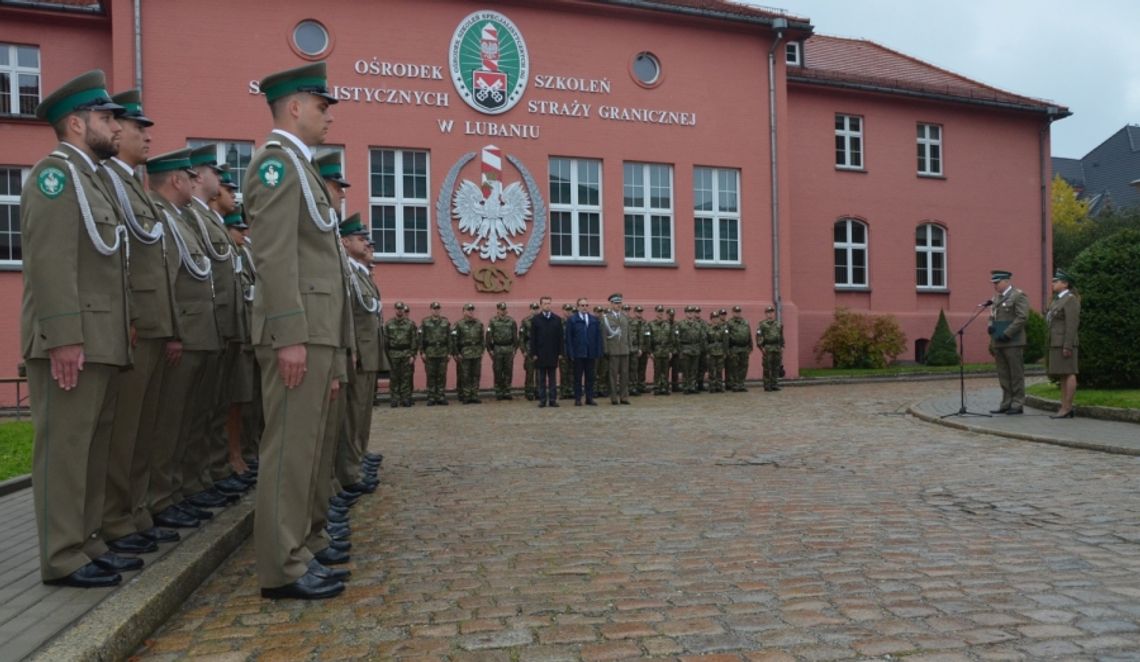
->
[924,309,960,366]
[1067,228,1140,387]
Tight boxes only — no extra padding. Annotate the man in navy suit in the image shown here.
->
[564,297,603,406]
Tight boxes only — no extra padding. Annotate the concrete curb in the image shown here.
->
[0,474,31,497]
[1026,395,1140,424]
[908,404,1140,457]
[28,497,254,662]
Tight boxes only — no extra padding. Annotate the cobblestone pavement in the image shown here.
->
[136,382,1140,661]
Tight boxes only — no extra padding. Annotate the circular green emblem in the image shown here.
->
[258,158,286,188]
[449,10,529,116]
[37,167,67,199]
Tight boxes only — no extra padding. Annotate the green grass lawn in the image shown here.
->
[1026,383,1140,410]
[0,421,34,481]
[799,363,1000,379]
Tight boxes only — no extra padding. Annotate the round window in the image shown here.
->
[292,20,330,58]
[631,52,661,87]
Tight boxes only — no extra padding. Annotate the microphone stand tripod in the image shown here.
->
[941,304,992,419]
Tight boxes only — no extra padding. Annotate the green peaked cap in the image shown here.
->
[111,89,153,126]
[146,147,195,174]
[36,69,124,124]
[259,61,338,104]
[315,151,350,187]
[338,212,368,237]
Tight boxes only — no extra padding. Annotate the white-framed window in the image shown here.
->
[693,166,741,264]
[623,162,673,263]
[369,148,430,258]
[834,218,868,288]
[549,157,602,262]
[916,222,947,290]
[0,167,29,266]
[186,139,254,199]
[917,123,943,176]
[835,114,863,170]
[0,43,39,117]
[785,41,802,66]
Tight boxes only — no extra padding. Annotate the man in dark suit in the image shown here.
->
[564,297,603,406]
[529,295,563,408]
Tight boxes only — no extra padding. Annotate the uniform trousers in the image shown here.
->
[28,360,118,581]
[607,353,630,402]
[180,350,221,496]
[423,355,448,403]
[307,370,346,555]
[206,341,241,481]
[254,344,337,588]
[707,354,726,392]
[761,348,783,389]
[335,363,376,487]
[994,346,1025,409]
[457,356,482,401]
[652,353,671,393]
[681,352,701,392]
[103,337,164,540]
[388,352,413,403]
[147,350,209,513]
[491,347,515,396]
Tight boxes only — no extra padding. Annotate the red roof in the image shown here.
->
[589,0,810,26]
[793,35,1067,114]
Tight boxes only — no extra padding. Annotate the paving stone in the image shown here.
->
[456,628,534,651]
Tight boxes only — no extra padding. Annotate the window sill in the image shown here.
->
[550,259,607,267]
[372,255,433,264]
[835,286,870,292]
[917,288,950,294]
[0,262,23,272]
[835,166,866,173]
[917,173,946,180]
[624,260,678,268]
[694,262,745,270]
[0,114,43,125]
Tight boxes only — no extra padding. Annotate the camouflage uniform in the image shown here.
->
[648,307,676,395]
[695,307,709,392]
[519,303,539,400]
[593,306,609,398]
[453,308,485,403]
[625,306,644,395]
[419,305,452,405]
[384,307,419,407]
[677,308,707,394]
[668,310,682,392]
[486,305,518,400]
[706,314,729,393]
[756,311,784,391]
[725,309,753,392]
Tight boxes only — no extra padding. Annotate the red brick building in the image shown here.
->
[0,0,1068,393]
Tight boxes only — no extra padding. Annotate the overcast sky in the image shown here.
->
[755,0,1140,158]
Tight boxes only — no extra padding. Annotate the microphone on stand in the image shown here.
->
[977,300,993,308]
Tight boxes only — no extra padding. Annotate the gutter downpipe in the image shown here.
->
[1040,107,1061,310]
[133,0,142,92]
[768,19,787,319]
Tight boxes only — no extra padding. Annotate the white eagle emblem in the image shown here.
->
[451,179,532,262]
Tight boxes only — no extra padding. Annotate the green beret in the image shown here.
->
[259,62,338,104]
[146,147,195,175]
[189,144,224,173]
[991,270,1012,282]
[634,305,643,312]
[430,301,442,310]
[1053,269,1075,286]
[464,303,476,311]
[529,302,539,310]
[765,305,776,312]
[655,304,664,312]
[338,212,368,237]
[732,305,742,312]
[562,303,574,312]
[315,151,350,187]
[110,89,153,127]
[36,69,124,124]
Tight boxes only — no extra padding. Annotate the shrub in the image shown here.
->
[815,307,907,369]
[1067,228,1140,387]
[1024,308,1046,364]
[924,309,960,366]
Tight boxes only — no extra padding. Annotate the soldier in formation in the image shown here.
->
[756,305,785,391]
[419,302,452,405]
[453,303,485,404]
[486,301,518,400]
[384,302,418,407]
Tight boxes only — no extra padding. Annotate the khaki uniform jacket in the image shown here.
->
[188,198,240,341]
[989,286,1030,348]
[98,160,177,340]
[244,135,350,351]
[151,196,220,352]
[348,261,383,371]
[20,143,131,366]
[601,311,632,356]
[235,242,256,344]
[1046,292,1080,351]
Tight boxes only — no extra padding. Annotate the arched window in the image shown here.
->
[834,218,868,288]
[916,222,947,289]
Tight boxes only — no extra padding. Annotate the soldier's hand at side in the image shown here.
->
[329,378,341,401]
[1063,348,1072,358]
[165,340,183,366]
[278,344,308,389]
[49,344,85,391]
[130,323,139,348]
